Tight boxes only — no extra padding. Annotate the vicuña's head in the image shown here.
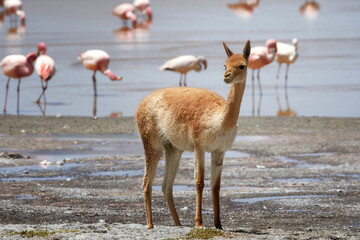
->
[223,40,251,84]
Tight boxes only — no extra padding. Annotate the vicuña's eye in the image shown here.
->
[239,65,245,70]
[224,65,227,70]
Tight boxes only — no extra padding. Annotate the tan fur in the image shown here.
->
[136,40,251,229]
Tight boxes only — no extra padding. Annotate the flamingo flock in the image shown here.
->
[1,0,300,117]
[112,0,152,29]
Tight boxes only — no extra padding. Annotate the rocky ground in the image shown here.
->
[0,115,359,239]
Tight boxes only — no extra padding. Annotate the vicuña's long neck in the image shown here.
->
[221,81,246,131]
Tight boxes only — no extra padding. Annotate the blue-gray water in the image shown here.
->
[0,0,359,117]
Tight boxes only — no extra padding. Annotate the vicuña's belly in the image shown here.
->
[160,123,237,153]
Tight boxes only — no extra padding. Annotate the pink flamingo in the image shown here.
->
[112,3,137,29]
[78,49,122,117]
[248,38,277,96]
[4,0,25,26]
[159,55,207,87]
[227,0,259,19]
[300,0,320,19]
[1,52,37,115]
[35,42,56,104]
[276,38,298,88]
[133,0,152,21]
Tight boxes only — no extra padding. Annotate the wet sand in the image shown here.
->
[0,115,359,239]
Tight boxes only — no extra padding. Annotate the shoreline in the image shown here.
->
[0,115,359,136]
[1,115,359,239]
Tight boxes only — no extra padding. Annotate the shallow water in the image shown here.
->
[0,0,359,117]
[232,194,333,204]
[0,133,261,182]
[274,155,332,168]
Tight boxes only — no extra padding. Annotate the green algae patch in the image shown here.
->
[6,230,56,238]
[166,228,228,240]
[5,229,80,238]
[187,228,226,239]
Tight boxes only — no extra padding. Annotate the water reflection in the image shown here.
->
[113,26,135,41]
[227,0,260,19]
[113,19,151,41]
[300,0,320,19]
[275,82,297,117]
[5,23,25,40]
[36,101,46,116]
[109,112,123,118]
[135,19,151,39]
[251,85,262,116]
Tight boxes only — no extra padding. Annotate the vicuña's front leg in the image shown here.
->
[211,151,224,229]
[162,143,183,226]
[194,148,205,228]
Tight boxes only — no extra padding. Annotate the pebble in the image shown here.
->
[256,165,266,169]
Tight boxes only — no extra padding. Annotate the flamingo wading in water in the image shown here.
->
[159,55,207,87]
[35,42,56,104]
[248,38,277,95]
[248,39,277,116]
[4,0,25,26]
[78,50,122,117]
[133,0,152,21]
[276,38,298,89]
[1,52,37,115]
[112,3,137,28]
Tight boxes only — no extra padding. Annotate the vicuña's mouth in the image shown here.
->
[224,78,232,84]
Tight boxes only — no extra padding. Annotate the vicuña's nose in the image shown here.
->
[224,73,231,78]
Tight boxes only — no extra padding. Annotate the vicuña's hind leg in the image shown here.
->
[137,111,163,229]
[211,151,224,229]
[162,143,183,226]
[142,141,162,229]
[194,147,205,228]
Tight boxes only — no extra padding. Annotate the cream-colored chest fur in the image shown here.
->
[149,89,237,152]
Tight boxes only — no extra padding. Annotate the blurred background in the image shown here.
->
[0,0,359,117]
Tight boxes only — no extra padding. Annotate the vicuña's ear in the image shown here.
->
[223,42,233,58]
[243,40,251,61]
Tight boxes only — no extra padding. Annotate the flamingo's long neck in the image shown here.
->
[267,48,276,63]
[221,81,246,131]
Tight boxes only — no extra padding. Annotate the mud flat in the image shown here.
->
[0,115,359,239]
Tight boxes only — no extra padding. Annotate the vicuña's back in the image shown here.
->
[136,87,236,153]
[136,40,251,229]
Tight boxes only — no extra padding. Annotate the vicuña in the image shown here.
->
[136,40,251,229]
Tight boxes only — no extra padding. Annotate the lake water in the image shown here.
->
[0,0,359,117]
